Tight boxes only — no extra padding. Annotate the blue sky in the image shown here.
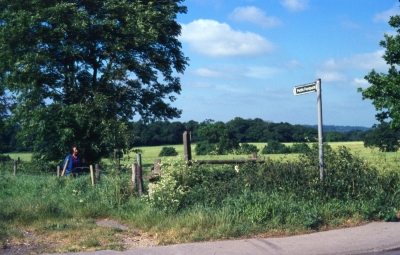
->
[170,0,400,127]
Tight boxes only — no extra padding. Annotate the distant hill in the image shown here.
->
[305,125,370,132]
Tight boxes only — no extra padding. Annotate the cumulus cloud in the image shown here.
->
[229,6,282,28]
[373,3,400,23]
[180,19,275,57]
[351,78,369,88]
[322,50,387,71]
[316,71,347,82]
[280,0,309,12]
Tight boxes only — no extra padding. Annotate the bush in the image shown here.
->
[158,147,178,157]
[262,140,290,154]
[0,154,11,162]
[235,143,259,155]
[290,143,311,154]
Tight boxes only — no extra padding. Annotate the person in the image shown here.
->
[62,146,82,176]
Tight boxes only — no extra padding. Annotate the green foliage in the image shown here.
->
[145,145,400,223]
[261,140,290,154]
[0,154,11,162]
[0,0,188,164]
[195,121,239,155]
[326,131,345,142]
[358,9,400,130]
[235,143,259,155]
[159,146,178,157]
[363,122,399,152]
[1,145,400,247]
[290,142,311,154]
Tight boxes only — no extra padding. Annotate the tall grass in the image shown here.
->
[0,145,399,252]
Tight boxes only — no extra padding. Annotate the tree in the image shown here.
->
[358,5,400,130]
[363,122,399,152]
[326,131,345,142]
[0,0,188,163]
[195,121,239,155]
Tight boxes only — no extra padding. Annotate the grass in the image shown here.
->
[1,143,400,254]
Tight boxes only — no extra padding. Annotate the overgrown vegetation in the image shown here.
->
[159,147,179,157]
[1,145,399,252]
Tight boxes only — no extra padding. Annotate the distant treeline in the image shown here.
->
[1,117,371,153]
[129,117,370,146]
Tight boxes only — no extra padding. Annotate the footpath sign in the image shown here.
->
[293,79,324,181]
[293,82,317,96]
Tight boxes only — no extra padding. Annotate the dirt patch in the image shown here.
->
[1,232,56,255]
[95,219,157,250]
[0,220,157,255]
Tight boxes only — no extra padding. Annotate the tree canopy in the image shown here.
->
[363,122,399,152]
[358,3,400,130]
[0,0,188,163]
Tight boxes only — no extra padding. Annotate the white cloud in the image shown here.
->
[351,78,369,88]
[280,0,309,12]
[285,59,303,68]
[180,19,275,57]
[216,84,247,93]
[322,50,387,71]
[341,21,362,29]
[184,81,213,88]
[373,3,400,23]
[244,66,281,79]
[192,68,227,78]
[316,71,347,82]
[229,6,282,28]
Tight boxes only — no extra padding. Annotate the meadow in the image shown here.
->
[5,141,400,172]
[0,141,399,253]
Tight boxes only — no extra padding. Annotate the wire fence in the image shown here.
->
[0,159,143,194]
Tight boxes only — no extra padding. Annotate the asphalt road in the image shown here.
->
[43,222,400,255]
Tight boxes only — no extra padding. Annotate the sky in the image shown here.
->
[169,0,400,127]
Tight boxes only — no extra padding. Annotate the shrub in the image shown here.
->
[0,154,11,162]
[235,143,259,155]
[262,140,290,154]
[159,147,178,157]
[290,143,311,154]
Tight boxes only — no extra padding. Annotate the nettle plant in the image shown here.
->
[145,157,189,213]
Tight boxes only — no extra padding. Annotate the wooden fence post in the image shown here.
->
[153,159,161,174]
[95,164,100,182]
[13,160,17,176]
[136,154,143,196]
[61,158,69,176]
[183,131,192,168]
[57,166,60,178]
[132,163,137,187]
[90,165,94,186]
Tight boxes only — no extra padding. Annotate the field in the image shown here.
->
[5,141,399,174]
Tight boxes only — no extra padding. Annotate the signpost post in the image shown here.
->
[293,79,324,181]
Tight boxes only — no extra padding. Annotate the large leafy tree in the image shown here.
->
[0,0,188,163]
[363,122,399,152]
[358,3,400,130]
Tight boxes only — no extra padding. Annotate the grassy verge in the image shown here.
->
[1,144,399,253]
